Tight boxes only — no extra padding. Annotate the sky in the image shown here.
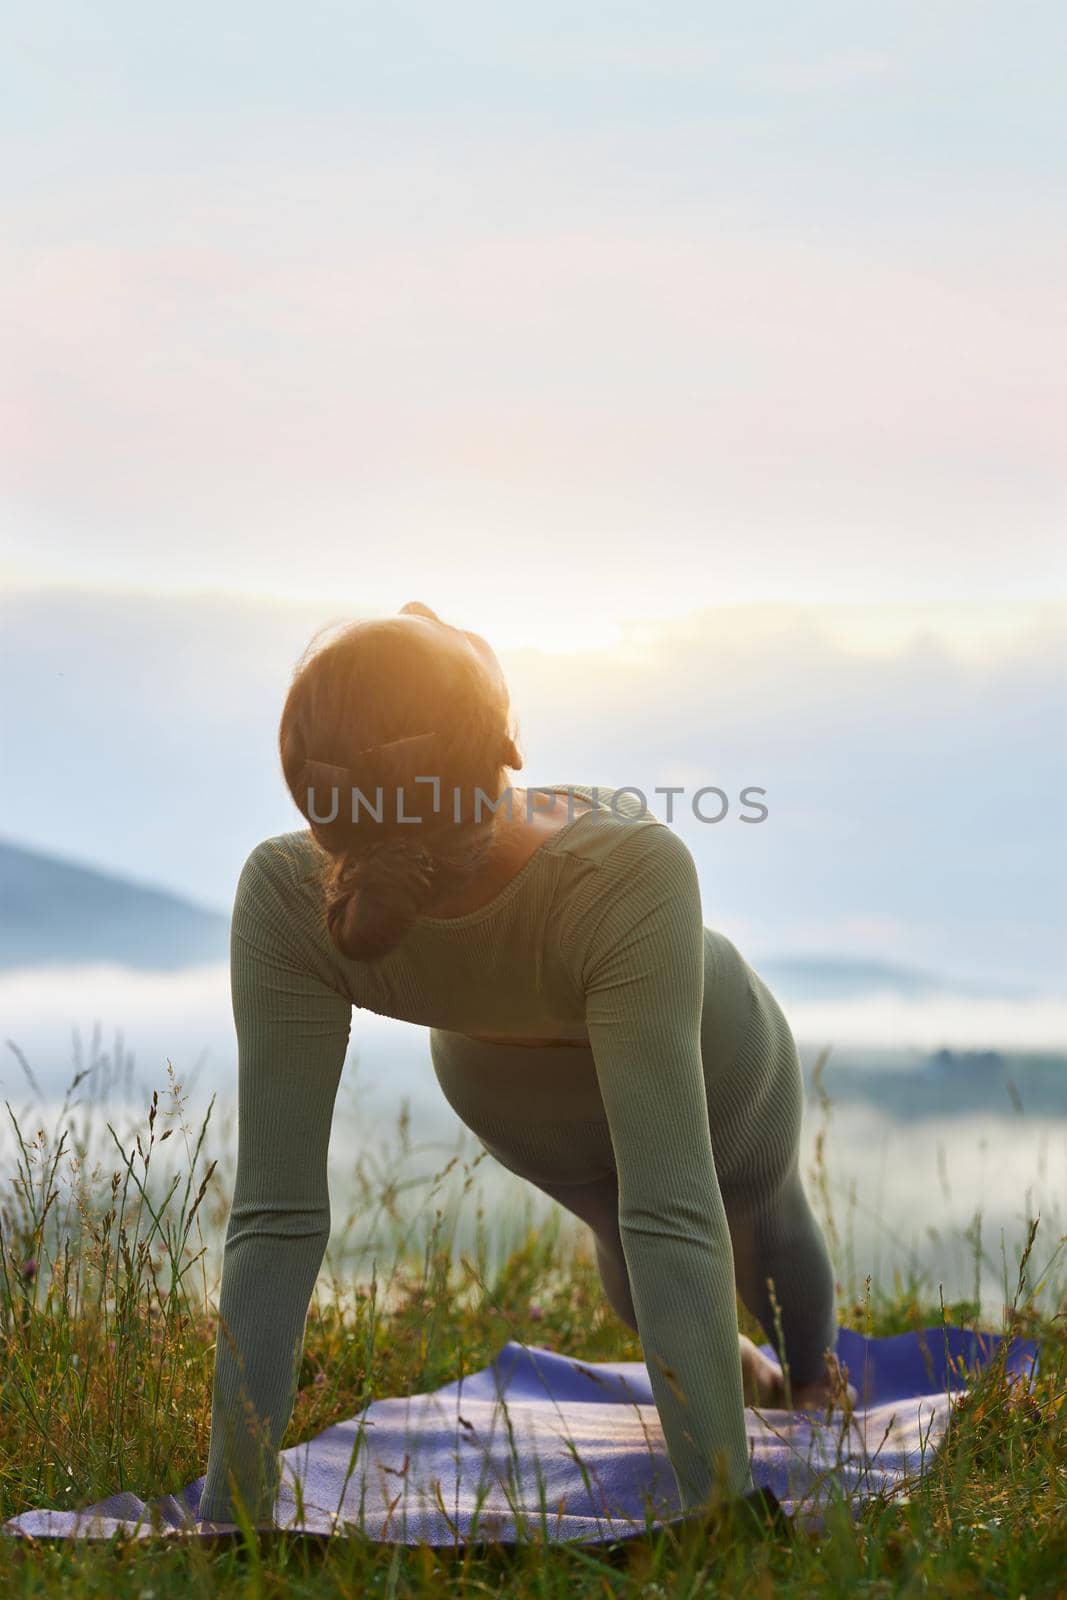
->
[4,1,1066,646]
[2,5,1065,999]
[2,586,1064,995]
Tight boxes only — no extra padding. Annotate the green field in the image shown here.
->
[1,1060,1063,1598]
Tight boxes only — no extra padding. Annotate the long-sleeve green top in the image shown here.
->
[199,785,754,1521]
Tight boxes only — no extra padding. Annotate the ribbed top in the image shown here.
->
[199,786,755,1521]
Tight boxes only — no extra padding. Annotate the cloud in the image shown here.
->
[1,586,1063,993]
[6,201,1065,621]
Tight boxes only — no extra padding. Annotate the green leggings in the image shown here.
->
[429,934,838,1386]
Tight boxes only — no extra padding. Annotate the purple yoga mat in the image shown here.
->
[3,1326,1037,1546]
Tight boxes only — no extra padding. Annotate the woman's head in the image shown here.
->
[279,602,521,962]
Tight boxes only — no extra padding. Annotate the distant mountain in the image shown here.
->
[752,956,1025,1003]
[0,840,229,971]
[0,838,1021,999]
[808,1051,1067,1121]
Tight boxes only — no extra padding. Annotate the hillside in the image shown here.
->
[0,839,229,971]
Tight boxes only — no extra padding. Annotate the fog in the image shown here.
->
[3,960,1063,1323]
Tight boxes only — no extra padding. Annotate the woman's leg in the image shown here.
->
[527,1170,639,1332]
[722,1166,838,1390]
[703,951,839,1390]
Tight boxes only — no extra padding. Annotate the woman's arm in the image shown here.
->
[198,841,352,1524]
[577,823,753,1512]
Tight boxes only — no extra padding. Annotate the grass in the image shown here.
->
[0,1043,1064,1598]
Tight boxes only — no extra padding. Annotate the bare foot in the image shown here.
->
[738,1339,858,1413]
[790,1354,858,1415]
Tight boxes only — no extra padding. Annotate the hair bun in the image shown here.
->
[325,839,437,961]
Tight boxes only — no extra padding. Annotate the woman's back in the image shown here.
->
[240,783,753,1049]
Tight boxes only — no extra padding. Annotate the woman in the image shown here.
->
[198,600,846,1527]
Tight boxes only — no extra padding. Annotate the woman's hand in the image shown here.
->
[738,1333,787,1406]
